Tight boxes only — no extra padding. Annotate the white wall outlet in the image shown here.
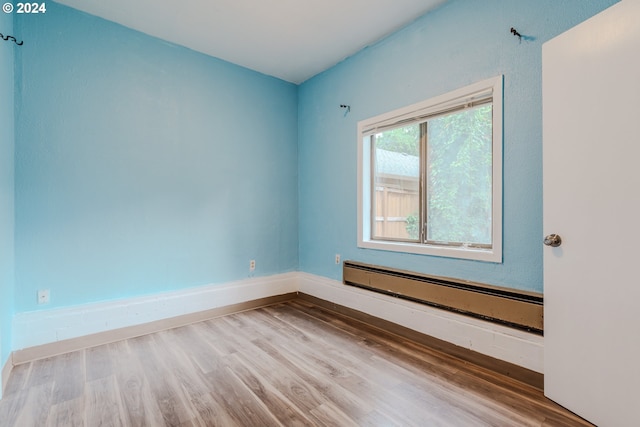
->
[335,254,341,265]
[37,289,50,305]
[250,259,256,272]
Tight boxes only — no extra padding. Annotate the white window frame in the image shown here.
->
[357,76,503,263]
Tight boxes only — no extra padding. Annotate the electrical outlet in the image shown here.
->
[335,254,341,265]
[37,289,50,305]
[250,259,256,272]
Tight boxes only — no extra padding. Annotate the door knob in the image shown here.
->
[544,234,562,247]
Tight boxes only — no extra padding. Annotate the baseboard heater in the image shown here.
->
[343,261,543,334]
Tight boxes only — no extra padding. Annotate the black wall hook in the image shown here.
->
[1,32,23,46]
[340,104,351,117]
[510,27,522,41]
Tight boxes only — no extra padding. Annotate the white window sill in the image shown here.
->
[358,239,502,263]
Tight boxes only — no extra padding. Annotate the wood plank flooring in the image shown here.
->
[0,299,591,426]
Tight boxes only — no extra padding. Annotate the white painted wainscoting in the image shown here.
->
[297,273,544,374]
[10,272,543,374]
[12,273,299,356]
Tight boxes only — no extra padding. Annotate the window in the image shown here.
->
[357,76,502,262]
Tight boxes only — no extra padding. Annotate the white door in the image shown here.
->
[542,1,640,426]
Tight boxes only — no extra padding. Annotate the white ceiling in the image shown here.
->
[54,0,447,84]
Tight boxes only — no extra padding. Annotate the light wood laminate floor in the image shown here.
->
[0,299,590,426]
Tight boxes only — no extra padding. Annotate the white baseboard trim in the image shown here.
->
[9,271,543,374]
[12,272,299,354]
[298,272,544,373]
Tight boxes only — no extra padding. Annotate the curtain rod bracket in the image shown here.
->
[510,27,522,41]
[1,32,23,46]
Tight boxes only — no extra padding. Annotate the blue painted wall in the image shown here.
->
[0,12,16,371]
[5,0,619,349]
[298,0,617,293]
[14,3,298,312]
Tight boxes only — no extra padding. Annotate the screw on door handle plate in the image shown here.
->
[544,234,562,247]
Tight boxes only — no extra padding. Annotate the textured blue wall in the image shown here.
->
[14,3,298,312]
[6,0,620,340]
[0,12,15,371]
[297,0,617,293]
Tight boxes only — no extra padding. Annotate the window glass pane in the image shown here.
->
[372,125,420,241]
[426,105,492,245]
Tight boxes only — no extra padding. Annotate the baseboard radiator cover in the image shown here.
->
[343,261,543,334]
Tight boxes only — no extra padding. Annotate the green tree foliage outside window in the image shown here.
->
[374,125,419,156]
[427,105,492,245]
[375,105,492,245]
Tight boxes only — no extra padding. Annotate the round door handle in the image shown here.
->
[544,234,562,247]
